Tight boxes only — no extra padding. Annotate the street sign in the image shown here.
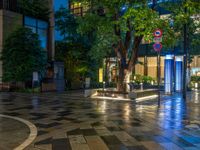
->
[153,37,162,43]
[153,43,162,52]
[153,29,163,37]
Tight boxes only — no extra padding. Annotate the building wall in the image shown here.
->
[135,56,200,80]
[0,10,23,82]
[191,56,200,68]
[135,56,166,79]
[0,1,55,82]
[135,57,144,76]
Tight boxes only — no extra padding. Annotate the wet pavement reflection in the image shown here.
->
[0,91,200,150]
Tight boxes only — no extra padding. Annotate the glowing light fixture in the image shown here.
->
[164,54,174,94]
[175,56,183,92]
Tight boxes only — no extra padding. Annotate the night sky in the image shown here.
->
[54,0,69,40]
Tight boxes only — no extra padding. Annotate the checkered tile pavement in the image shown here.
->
[0,91,200,150]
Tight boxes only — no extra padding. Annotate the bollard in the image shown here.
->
[140,83,143,91]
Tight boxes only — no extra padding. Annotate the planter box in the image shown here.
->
[129,89,158,100]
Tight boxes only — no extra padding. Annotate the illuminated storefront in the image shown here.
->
[70,2,89,16]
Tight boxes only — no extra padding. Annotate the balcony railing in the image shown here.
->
[0,0,19,12]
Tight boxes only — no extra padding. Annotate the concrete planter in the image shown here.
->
[84,89,98,97]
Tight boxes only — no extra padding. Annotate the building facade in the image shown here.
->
[0,0,55,82]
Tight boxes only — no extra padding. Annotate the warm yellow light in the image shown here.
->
[99,68,103,83]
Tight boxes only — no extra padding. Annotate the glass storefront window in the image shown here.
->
[25,26,37,33]
[24,16,37,27]
[38,29,47,49]
[38,20,48,29]
[24,16,48,50]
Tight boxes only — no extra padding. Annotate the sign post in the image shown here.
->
[153,29,163,106]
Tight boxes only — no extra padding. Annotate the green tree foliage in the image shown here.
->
[1,27,47,82]
[55,41,88,81]
[19,0,50,20]
[55,8,99,84]
[73,0,175,91]
[55,8,79,41]
[161,0,200,54]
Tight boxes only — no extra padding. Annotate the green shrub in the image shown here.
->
[142,76,154,84]
[1,27,47,82]
[16,87,40,93]
[132,74,155,84]
[191,76,200,83]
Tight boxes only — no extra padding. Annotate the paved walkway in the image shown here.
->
[0,91,200,150]
[0,116,30,150]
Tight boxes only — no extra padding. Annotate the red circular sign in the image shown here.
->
[153,29,163,37]
[153,43,162,52]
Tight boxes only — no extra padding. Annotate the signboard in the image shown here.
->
[99,68,103,83]
[153,43,162,52]
[153,29,163,37]
[153,28,163,52]
[33,72,39,81]
[153,37,162,43]
[85,78,90,88]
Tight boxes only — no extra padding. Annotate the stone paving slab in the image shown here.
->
[0,92,200,149]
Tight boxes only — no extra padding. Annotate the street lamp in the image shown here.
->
[183,1,188,99]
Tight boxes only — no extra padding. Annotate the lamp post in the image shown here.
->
[183,2,188,99]
[152,0,162,106]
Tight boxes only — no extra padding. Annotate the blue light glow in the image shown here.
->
[175,57,183,92]
[121,6,126,10]
[164,55,174,94]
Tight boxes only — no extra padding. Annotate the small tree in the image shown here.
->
[1,27,47,82]
[73,0,199,91]
[74,0,175,91]
[55,7,79,41]
[55,8,98,84]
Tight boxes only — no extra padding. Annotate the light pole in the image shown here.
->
[152,0,161,106]
[183,1,188,99]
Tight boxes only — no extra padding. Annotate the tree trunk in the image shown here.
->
[116,36,143,92]
[117,60,127,92]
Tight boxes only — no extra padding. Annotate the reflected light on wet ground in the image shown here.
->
[0,91,200,149]
[123,104,131,122]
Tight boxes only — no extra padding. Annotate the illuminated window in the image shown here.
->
[70,2,89,16]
